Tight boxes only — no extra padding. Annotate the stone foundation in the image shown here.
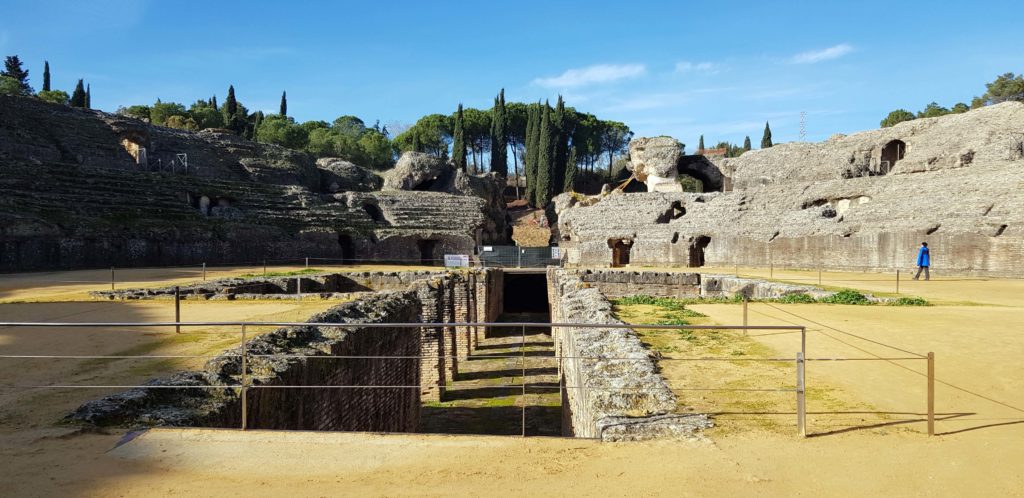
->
[547,268,712,441]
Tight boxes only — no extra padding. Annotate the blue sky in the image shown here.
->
[3,0,1021,148]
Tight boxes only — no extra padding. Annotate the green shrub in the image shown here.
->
[890,296,929,306]
[820,289,871,305]
[778,293,817,304]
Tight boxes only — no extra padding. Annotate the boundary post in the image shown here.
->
[896,270,901,294]
[521,324,527,437]
[202,263,206,281]
[110,266,115,291]
[796,351,806,437]
[240,324,248,430]
[305,257,309,269]
[927,351,935,436]
[174,286,181,334]
[742,295,748,334]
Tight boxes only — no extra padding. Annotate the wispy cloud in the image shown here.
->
[789,43,853,64]
[532,63,646,88]
[674,61,720,74]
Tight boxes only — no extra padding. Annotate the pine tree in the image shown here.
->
[524,104,538,204]
[761,122,773,148]
[411,131,422,152]
[85,84,91,108]
[452,104,467,172]
[69,79,86,107]
[698,134,704,153]
[564,145,578,192]
[2,55,31,93]
[535,101,554,207]
[489,89,508,176]
[743,136,751,151]
[42,61,50,92]
[279,91,287,116]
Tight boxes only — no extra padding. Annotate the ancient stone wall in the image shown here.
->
[546,268,712,441]
[568,269,701,299]
[68,292,423,431]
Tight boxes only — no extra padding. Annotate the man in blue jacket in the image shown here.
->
[913,242,930,280]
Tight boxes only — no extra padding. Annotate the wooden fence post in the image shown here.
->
[174,286,181,334]
[927,352,935,436]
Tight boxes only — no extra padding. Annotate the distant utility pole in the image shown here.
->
[799,111,807,141]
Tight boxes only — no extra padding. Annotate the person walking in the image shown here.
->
[913,242,930,280]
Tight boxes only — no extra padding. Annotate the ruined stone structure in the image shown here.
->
[69,269,502,429]
[556,102,1024,275]
[0,95,508,271]
[547,268,713,441]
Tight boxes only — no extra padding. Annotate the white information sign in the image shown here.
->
[551,247,561,259]
[444,254,470,267]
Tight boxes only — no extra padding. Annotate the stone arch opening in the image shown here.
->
[880,140,906,174]
[119,132,149,166]
[688,236,711,267]
[608,238,633,267]
[338,234,355,264]
[677,155,724,192]
[417,239,438,265]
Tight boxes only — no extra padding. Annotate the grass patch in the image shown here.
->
[238,268,325,279]
[777,293,817,304]
[889,296,929,306]
[612,295,707,317]
[818,289,871,305]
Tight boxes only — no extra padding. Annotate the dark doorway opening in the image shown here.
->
[688,236,711,267]
[411,177,439,191]
[609,238,633,267]
[338,234,355,264]
[880,140,905,175]
[363,203,386,223]
[417,239,438,265]
[503,273,550,314]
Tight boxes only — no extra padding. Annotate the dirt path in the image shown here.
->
[418,321,560,436]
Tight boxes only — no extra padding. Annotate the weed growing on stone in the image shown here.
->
[819,289,871,305]
[777,293,817,304]
[238,268,325,279]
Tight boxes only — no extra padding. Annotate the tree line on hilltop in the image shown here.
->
[880,73,1024,127]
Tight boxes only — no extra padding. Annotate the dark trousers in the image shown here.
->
[914,266,930,280]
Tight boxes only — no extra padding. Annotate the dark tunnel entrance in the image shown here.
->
[502,273,550,315]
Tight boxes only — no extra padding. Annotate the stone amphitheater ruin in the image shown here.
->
[2,95,1022,444]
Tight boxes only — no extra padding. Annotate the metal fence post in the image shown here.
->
[174,286,181,334]
[742,295,749,335]
[297,278,302,301]
[110,266,115,291]
[796,351,806,437]
[896,270,901,295]
[241,324,248,431]
[521,324,527,437]
[202,262,206,281]
[818,265,822,286]
[305,257,309,269]
[927,352,935,436]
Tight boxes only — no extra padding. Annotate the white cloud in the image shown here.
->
[789,43,853,64]
[532,63,646,88]
[674,61,720,73]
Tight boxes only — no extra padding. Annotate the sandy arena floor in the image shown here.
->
[0,267,1022,496]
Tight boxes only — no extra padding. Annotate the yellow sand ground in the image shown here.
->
[0,263,437,303]
[0,269,1022,496]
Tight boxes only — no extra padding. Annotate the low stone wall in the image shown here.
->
[546,268,712,441]
[69,269,503,428]
[700,274,833,299]
[91,271,450,300]
[568,269,701,299]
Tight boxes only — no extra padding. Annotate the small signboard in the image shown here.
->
[444,254,470,267]
[482,246,493,252]
[551,247,561,259]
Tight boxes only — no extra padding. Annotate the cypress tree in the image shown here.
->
[211,95,218,110]
[761,122,773,148]
[489,89,508,176]
[411,131,422,152]
[524,103,538,204]
[85,84,91,109]
[743,136,751,151]
[551,95,567,198]
[223,85,243,134]
[535,101,553,207]
[279,91,287,116]
[2,55,31,93]
[42,61,50,92]
[69,79,86,107]
[564,145,578,192]
[698,134,704,153]
[452,104,467,172]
